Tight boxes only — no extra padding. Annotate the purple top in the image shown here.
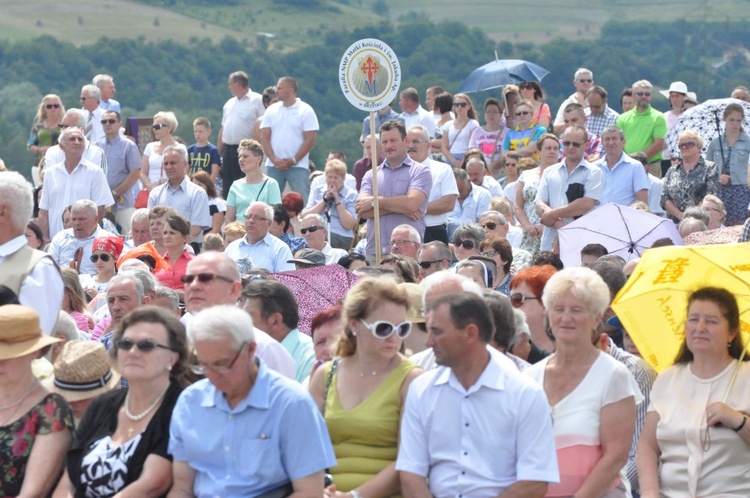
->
[359,155,432,255]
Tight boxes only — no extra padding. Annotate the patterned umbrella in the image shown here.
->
[273,265,359,335]
[665,98,750,158]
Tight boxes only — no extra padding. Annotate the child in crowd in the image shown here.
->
[188,117,221,181]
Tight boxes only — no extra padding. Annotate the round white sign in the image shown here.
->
[339,38,401,112]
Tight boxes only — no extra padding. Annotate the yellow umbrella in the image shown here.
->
[612,243,750,372]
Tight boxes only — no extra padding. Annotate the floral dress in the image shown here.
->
[0,393,74,495]
[660,158,720,223]
[519,169,542,257]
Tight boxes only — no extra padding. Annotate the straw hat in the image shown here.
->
[42,340,120,402]
[398,282,425,324]
[0,305,61,360]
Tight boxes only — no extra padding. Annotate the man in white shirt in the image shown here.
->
[218,70,265,198]
[79,84,106,144]
[399,87,436,139]
[261,76,319,204]
[299,214,347,265]
[553,68,594,135]
[39,126,114,241]
[48,199,113,276]
[0,172,63,335]
[466,157,503,197]
[407,125,458,244]
[397,291,559,498]
[448,168,491,239]
[43,110,107,175]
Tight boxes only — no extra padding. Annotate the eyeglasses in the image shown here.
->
[101,119,118,125]
[454,239,476,250]
[360,319,412,340]
[245,215,270,222]
[117,338,174,353]
[453,102,469,108]
[67,137,85,143]
[481,222,497,230]
[678,142,696,150]
[45,103,61,109]
[152,123,167,130]
[180,273,235,285]
[510,293,540,308]
[60,124,73,129]
[578,78,593,83]
[191,342,246,375]
[79,96,89,101]
[482,250,498,257]
[390,239,415,246]
[301,225,324,235]
[90,253,112,263]
[515,111,531,117]
[418,259,444,269]
[636,92,652,97]
[563,140,584,148]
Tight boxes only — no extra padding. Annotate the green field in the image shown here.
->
[1,0,748,47]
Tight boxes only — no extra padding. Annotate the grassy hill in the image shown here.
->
[2,0,748,47]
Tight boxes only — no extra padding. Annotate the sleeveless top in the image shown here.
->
[324,358,417,494]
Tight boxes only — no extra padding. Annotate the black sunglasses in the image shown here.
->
[482,222,497,230]
[418,259,444,269]
[180,273,235,285]
[454,239,476,250]
[152,123,168,130]
[46,103,61,109]
[101,119,118,125]
[510,293,540,308]
[90,253,111,263]
[117,338,174,353]
[301,225,323,235]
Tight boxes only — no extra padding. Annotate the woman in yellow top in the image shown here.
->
[310,277,423,498]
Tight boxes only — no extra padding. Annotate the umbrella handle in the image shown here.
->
[722,333,750,403]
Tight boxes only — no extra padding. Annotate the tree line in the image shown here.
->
[0,20,747,178]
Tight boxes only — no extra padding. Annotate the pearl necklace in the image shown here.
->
[0,379,38,411]
[124,384,169,421]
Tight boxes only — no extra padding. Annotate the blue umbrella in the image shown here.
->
[458,55,550,94]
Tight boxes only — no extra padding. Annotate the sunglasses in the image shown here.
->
[180,273,235,285]
[117,338,174,353]
[45,103,61,109]
[678,142,696,150]
[563,141,584,148]
[191,343,246,375]
[360,319,412,340]
[636,92,652,97]
[578,78,593,83]
[510,293,540,308]
[482,222,497,230]
[90,253,112,263]
[101,119,118,125]
[418,259,444,269]
[454,239,476,250]
[301,225,323,235]
[152,123,168,130]
[515,111,531,117]
[453,102,469,108]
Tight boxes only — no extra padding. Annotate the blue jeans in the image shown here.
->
[266,166,310,205]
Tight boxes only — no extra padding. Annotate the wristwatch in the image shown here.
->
[292,157,298,165]
[370,199,375,208]
[350,490,363,498]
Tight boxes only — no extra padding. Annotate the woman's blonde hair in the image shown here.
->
[335,277,409,357]
[325,159,347,178]
[61,267,88,313]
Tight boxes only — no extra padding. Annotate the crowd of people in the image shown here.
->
[0,67,749,497]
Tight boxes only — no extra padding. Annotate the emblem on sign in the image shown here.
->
[339,38,401,112]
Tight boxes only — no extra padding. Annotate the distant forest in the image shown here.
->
[0,19,748,176]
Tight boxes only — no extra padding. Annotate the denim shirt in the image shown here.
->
[705,132,750,185]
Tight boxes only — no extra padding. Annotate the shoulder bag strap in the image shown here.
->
[322,357,340,417]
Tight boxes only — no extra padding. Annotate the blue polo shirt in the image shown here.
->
[595,152,650,206]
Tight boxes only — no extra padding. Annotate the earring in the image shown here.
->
[167,364,173,371]
[352,331,357,337]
